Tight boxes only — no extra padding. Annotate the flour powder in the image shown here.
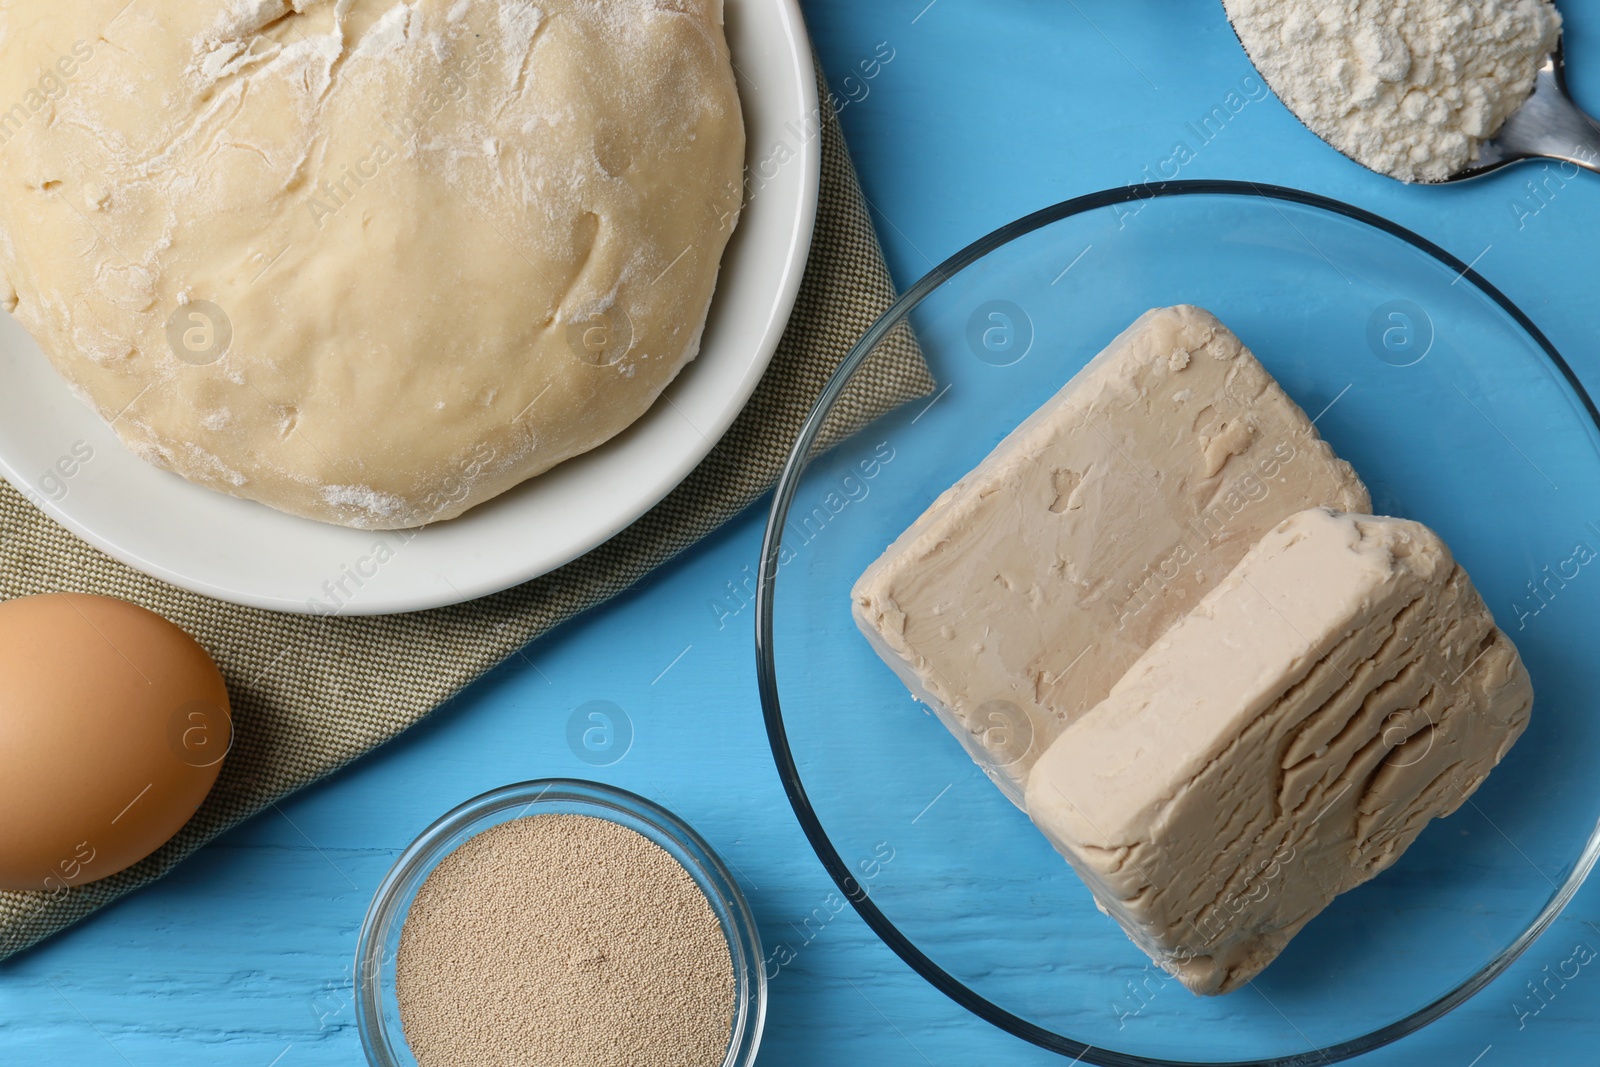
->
[1225,0,1562,182]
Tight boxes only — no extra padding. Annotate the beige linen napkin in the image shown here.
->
[0,62,932,960]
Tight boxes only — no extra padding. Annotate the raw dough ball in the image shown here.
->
[0,0,744,528]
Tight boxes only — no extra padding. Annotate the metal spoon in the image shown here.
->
[1227,4,1600,185]
[1440,41,1600,183]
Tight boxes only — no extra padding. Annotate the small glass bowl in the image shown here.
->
[354,779,766,1067]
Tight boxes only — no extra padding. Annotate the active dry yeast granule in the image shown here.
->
[1225,0,1562,182]
[396,814,735,1067]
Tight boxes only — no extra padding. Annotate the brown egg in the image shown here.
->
[0,593,231,892]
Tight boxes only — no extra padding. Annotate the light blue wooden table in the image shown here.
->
[4,2,1599,1064]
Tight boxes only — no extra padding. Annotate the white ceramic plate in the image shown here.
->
[0,0,818,615]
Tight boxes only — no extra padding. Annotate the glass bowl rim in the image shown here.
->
[754,178,1600,1066]
[353,777,767,1067]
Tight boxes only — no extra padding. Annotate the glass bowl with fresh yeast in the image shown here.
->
[756,181,1600,1066]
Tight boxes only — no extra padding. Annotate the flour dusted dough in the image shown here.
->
[0,0,744,528]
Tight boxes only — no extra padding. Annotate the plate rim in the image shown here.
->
[0,0,819,615]
[754,178,1600,1067]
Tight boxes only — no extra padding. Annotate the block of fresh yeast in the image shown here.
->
[851,306,1370,805]
[1026,508,1533,995]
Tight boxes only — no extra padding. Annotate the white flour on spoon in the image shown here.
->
[1225,0,1562,182]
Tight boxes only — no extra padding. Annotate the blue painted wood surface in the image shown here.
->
[4,2,1600,1064]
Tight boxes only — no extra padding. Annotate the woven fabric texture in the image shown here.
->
[0,62,932,960]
